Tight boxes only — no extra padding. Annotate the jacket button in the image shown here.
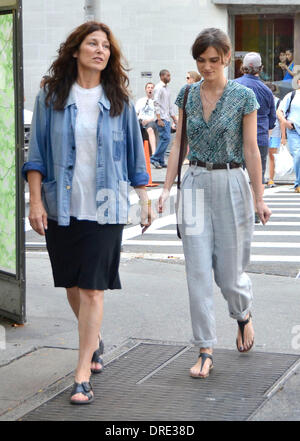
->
[68,166,73,170]
[66,185,71,190]
[72,146,75,150]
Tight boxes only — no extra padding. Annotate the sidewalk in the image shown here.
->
[0,251,300,420]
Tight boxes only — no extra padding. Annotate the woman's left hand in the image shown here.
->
[256,200,272,225]
[140,201,156,234]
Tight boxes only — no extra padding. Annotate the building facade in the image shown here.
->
[23,0,300,110]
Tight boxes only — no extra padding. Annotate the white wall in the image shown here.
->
[23,0,228,110]
[23,0,85,110]
[98,0,228,105]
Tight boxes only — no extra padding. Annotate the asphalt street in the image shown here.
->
[25,180,300,277]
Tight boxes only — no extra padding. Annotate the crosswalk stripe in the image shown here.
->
[266,203,300,205]
[269,208,300,211]
[145,230,300,236]
[260,222,300,225]
[123,214,176,240]
[264,198,300,201]
[269,213,300,218]
[123,240,300,248]
[121,252,300,263]
[254,231,300,236]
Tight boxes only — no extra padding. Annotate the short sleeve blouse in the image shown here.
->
[175,80,259,163]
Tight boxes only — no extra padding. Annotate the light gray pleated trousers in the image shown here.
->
[178,164,254,348]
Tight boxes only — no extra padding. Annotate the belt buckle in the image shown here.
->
[206,162,213,171]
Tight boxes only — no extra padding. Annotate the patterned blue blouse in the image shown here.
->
[175,80,259,164]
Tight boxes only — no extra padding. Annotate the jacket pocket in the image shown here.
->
[42,180,57,217]
[113,130,125,161]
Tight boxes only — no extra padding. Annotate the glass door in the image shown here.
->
[234,15,294,82]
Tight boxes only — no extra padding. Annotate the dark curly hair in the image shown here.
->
[44,21,130,116]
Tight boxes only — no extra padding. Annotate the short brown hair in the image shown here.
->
[191,28,231,64]
[145,82,154,89]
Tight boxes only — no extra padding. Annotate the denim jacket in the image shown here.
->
[22,88,149,226]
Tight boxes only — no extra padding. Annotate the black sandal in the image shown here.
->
[70,382,94,405]
[190,353,213,379]
[236,312,254,353]
[91,338,104,374]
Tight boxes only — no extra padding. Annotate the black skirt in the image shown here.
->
[45,217,124,290]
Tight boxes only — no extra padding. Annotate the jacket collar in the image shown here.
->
[64,84,111,110]
[243,74,261,81]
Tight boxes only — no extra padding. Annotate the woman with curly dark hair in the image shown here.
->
[22,22,154,404]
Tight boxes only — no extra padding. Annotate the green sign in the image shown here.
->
[0,13,16,274]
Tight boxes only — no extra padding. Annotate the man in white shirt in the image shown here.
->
[135,82,157,155]
[277,78,300,192]
[151,70,178,168]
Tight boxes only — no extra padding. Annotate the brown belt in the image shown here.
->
[189,160,242,170]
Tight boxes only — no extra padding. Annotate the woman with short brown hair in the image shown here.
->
[159,28,271,378]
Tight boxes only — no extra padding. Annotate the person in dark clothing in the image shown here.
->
[235,52,276,222]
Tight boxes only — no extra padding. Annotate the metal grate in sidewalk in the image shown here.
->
[21,343,300,421]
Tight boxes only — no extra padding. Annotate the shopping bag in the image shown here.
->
[274,144,294,177]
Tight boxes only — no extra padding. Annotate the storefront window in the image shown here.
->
[234,15,294,82]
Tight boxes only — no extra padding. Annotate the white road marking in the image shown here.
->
[120,252,300,263]
[269,213,300,218]
[123,214,176,240]
[123,240,300,248]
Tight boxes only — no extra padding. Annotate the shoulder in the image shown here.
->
[282,91,293,102]
[175,83,192,107]
[135,97,145,106]
[126,99,140,116]
[259,82,274,98]
[229,80,256,99]
[178,82,198,97]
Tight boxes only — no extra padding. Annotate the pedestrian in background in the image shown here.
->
[151,69,178,169]
[277,77,300,192]
[235,52,276,222]
[186,71,201,84]
[22,21,154,405]
[135,82,157,155]
[282,49,295,81]
[183,72,201,164]
[159,28,271,379]
[276,50,288,81]
[265,83,286,188]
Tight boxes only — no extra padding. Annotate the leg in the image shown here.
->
[212,168,254,351]
[70,289,104,403]
[66,287,103,372]
[287,130,300,188]
[150,120,171,165]
[66,286,80,317]
[268,148,277,184]
[258,145,268,185]
[180,166,216,376]
[147,127,156,155]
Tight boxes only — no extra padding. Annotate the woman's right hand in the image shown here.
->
[29,201,48,236]
[158,188,170,214]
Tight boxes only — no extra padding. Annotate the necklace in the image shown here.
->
[201,80,228,106]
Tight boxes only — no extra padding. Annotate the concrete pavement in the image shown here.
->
[0,250,300,420]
